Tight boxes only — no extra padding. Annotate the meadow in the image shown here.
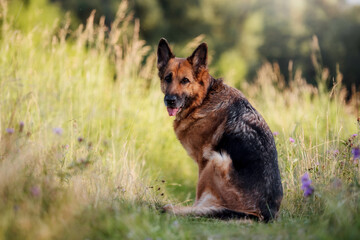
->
[1,0,360,239]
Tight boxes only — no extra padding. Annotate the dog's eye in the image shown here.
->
[181,77,190,85]
[164,73,172,83]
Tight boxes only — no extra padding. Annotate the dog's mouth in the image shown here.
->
[166,107,182,116]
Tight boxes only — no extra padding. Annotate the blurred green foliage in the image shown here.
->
[47,0,360,90]
[8,0,63,32]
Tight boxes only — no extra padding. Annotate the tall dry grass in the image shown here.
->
[0,1,163,239]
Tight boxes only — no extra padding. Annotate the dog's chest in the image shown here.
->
[174,113,225,162]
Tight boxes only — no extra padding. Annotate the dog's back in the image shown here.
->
[212,80,283,220]
[175,78,283,221]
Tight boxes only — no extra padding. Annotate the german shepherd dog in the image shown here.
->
[157,38,283,221]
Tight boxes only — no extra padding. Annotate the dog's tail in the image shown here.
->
[163,205,261,221]
[207,208,261,221]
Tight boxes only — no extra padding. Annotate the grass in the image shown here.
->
[0,0,360,239]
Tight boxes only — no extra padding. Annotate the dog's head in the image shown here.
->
[157,38,211,117]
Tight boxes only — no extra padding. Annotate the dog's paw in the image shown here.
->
[162,204,175,214]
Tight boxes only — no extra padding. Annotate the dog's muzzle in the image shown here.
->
[164,94,182,116]
[164,95,177,108]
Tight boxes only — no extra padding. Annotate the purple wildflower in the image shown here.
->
[13,205,20,212]
[352,147,360,160]
[19,121,24,132]
[173,220,179,227]
[53,127,63,135]
[289,137,295,143]
[30,186,41,197]
[6,128,14,134]
[352,134,358,138]
[301,172,314,197]
[273,132,279,136]
[77,137,84,143]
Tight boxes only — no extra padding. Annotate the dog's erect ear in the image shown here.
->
[187,43,208,73]
[157,38,174,72]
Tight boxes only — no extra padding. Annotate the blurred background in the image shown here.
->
[46,0,360,91]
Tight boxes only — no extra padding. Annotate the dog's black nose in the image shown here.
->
[164,95,177,106]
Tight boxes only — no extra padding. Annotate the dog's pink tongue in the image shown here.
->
[167,107,179,116]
